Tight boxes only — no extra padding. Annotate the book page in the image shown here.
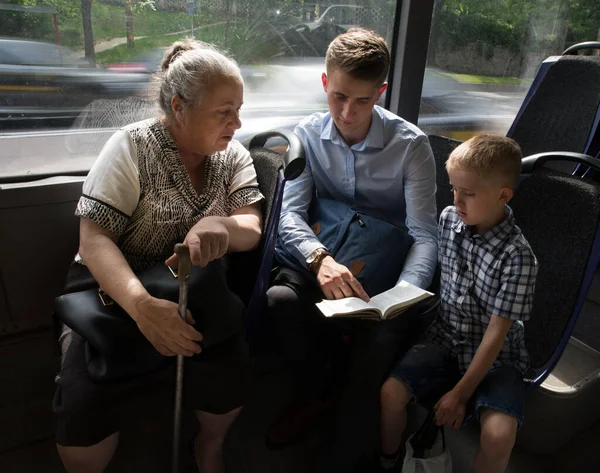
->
[370,281,432,315]
[316,296,377,318]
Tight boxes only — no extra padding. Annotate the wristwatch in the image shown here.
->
[306,248,330,271]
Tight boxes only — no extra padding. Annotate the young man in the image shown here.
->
[380,134,538,473]
[266,28,438,470]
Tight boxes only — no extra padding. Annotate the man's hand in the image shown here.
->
[166,216,229,267]
[434,389,468,429]
[316,256,370,301]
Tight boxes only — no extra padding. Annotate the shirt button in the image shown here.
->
[349,178,355,182]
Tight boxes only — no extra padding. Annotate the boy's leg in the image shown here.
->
[470,366,526,473]
[474,408,517,473]
[380,377,412,455]
[379,341,454,469]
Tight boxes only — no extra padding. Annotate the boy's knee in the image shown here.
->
[380,377,412,410]
[479,409,517,457]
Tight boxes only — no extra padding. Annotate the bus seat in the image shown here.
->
[512,152,600,452]
[428,134,461,219]
[429,45,600,183]
[0,176,83,451]
[507,48,600,173]
[228,129,306,353]
[515,152,600,383]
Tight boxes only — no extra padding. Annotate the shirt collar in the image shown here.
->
[452,205,515,247]
[320,108,385,150]
[320,114,337,142]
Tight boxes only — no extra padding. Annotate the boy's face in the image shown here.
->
[448,167,513,234]
[321,69,387,144]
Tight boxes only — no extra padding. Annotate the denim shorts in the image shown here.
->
[389,340,526,428]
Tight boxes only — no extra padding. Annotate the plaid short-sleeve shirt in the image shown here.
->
[426,206,538,374]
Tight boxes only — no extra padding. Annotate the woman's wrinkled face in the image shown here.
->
[175,76,243,156]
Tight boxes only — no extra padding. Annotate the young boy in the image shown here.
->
[379,134,538,473]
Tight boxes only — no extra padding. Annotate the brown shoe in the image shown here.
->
[265,397,336,449]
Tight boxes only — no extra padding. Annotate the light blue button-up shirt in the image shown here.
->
[278,105,438,290]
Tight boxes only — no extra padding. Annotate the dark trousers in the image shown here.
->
[266,267,422,472]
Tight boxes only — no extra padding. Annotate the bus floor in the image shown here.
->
[1,354,598,473]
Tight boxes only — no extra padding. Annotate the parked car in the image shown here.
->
[0,39,150,129]
[304,5,364,31]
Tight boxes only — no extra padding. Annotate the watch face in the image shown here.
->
[307,249,323,266]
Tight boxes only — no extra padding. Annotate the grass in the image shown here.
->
[95,23,232,65]
[95,36,174,64]
[439,72,533,86]
[54,4,222,50]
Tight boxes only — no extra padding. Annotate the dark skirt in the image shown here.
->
[53,328,250,447]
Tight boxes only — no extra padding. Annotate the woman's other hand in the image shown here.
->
[166,216,230,268]
[133,295,203,357]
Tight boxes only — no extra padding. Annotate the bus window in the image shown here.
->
[0,0,397,180]
[418,0,600,141]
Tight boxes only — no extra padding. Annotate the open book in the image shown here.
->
[316,280,434,320]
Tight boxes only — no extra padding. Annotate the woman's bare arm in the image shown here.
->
[78,217,148,321]
[79,217,202,356]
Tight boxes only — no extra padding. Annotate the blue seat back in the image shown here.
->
[513,153,600,386]
[227,131,305,349]
[507,55,600,174]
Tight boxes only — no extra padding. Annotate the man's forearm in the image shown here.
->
[397,226,437,289]
[398,240,437,289]
[279,212,325,266]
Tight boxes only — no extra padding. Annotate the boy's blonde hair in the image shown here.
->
[325,28,390,84]
[446,133,523,188]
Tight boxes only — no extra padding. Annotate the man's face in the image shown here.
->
[322,69,387,144]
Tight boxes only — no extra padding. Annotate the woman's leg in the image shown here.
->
[473,408,518,473]
[56,433,119,473]
[193,407,242,473]
[54,331,124,473]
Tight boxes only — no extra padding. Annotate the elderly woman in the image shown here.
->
[53,40,263,473]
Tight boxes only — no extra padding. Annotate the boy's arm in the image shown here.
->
[398,136,438,290]
[455,315,514,397]
[435,244,537,428]
[434,315,513,428]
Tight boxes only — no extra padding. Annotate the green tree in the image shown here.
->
[81,0,95,65]
[428,0,444,67]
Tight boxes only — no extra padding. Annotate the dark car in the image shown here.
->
[0,39,150,129]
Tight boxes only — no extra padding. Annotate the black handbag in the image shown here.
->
[54,259,245,382]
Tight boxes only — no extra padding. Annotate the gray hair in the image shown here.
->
[157,39,242,119]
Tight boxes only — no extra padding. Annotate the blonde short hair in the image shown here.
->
[325,28,390,84]
[446,133,523,188]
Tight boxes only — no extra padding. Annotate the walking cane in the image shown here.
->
[172,243,192,473]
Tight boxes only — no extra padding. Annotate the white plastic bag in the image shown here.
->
[402,431,453,473]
